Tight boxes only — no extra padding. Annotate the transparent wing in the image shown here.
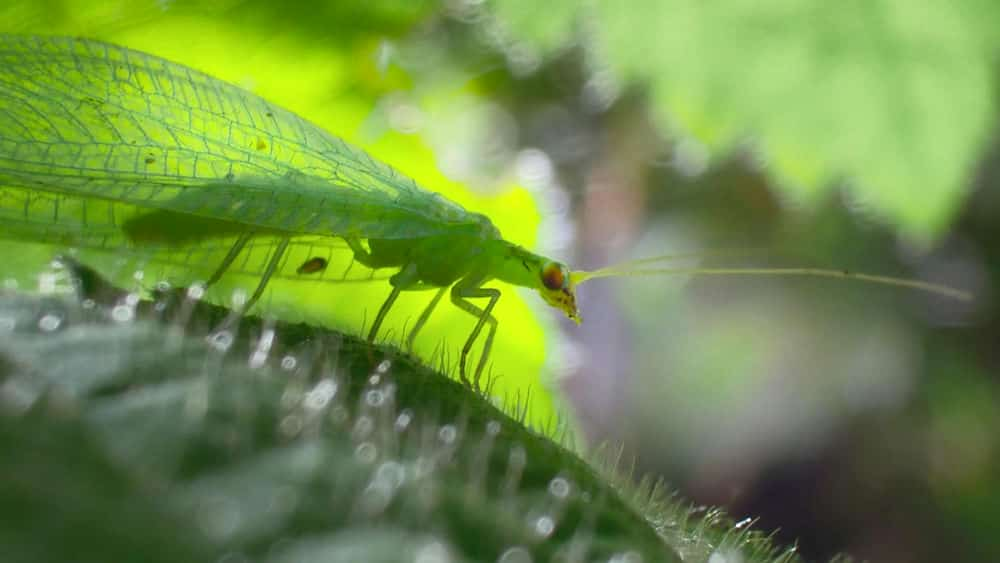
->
[0,34,476,240]
[0,185,392,286]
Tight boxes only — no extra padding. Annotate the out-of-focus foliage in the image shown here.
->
[0,291,684,563]
[493,0,998,241]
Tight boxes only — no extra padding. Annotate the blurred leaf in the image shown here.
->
[0,289,688,562]
[493,0,998,240]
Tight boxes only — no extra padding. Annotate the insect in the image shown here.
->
[0,35,971,386]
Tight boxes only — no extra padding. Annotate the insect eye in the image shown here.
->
[541,263,566,290]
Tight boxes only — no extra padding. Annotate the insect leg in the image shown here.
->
[346,237,376,266]
[368,263,420,344]
[368,286,401,343]
[406,286,447,351]
[240,237,291,313]
[450,278,500,387]
[204,231,253,286]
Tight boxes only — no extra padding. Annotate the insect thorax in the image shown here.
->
[364,217,503,288]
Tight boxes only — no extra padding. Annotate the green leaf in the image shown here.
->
[0,278,687,561]
[492,0,997,240]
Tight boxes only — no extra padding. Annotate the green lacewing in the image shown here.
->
[0,35,971,385]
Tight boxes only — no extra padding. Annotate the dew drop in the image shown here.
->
[395,410,413,432]
[609,551,644,563]
[248,350,268,369]
[486,420,502,436]
[360,481,394,514]
[376,359,392,373]
[207,330,234,352]
[497,546,533,563]
[280,355,298,371]
[154,280,172,292]
[734,517,753,529]
[132,270,145,282]
[187,284,206,300]
[509,445,527,468]
[548,476,571,499]
[257,328,275,350]
[38,273,58,294]
[414,540,450,563]
[37,313,63,332]
[414,456,434,477]
[437,424,457,445]
[707,550,744,563]
[375,461,406,489]
[355,441,377,464]
[532,515,555,538]
[304,379,337,410]
[353,415,374,440]
[111,304,134,323]
[230,288,248,307]
[365,389,386,407]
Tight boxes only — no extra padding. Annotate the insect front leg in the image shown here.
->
[212,236,290,328]
[240,236,291,313]
[450,276,500,388]
[204,231,253,286]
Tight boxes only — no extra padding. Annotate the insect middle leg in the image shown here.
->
[406,287,447,351]
[367,263,420,344]
[450,277,500,387]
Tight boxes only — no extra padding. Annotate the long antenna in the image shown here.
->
[572,265,972,302]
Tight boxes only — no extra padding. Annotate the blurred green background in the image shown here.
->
[2,1,998,561]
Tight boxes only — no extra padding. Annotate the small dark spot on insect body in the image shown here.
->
[255,138,268,151]
[144,155,156,165]
[297,257,328,275]
[521,260,530,271]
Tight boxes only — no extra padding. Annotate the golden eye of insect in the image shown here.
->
[296,257,328,275]
[541,262,566,291]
